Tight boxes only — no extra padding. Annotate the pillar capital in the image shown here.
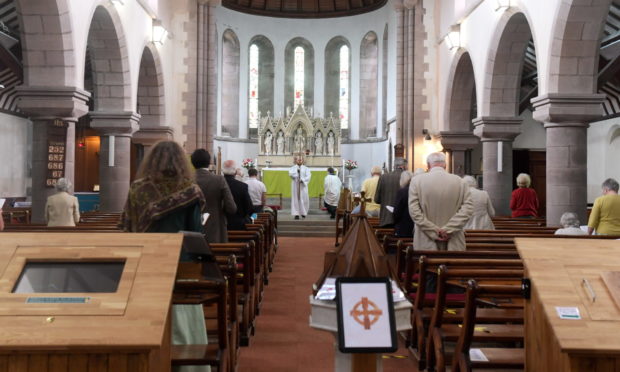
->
[132,126,175,147]
[472,116,521,142]
[89,111,141,136]
[16,86,90,120]
[531,93,606,127]
[439,131,479,151]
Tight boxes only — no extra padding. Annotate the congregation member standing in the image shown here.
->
[556,212,587,235]
[323,167,342,219]
[119,141,207,372]
[191,149,237,243]
[289,156,311,220]
[392,171,414,238]
[462,175,495,230]
[223,160,253,230]
[374,158,407,227]
[246,168,267,214]
[510,173,539,218]
[356,166,382,217]
[588,178,620,235]
[408,152,473,251]
[45,178,80,227]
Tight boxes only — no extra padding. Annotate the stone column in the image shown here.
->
[90,112,140,212]
[439,131,479,176]
[531,94,605,226]
[16,86,90,223]
[472,117,521,216]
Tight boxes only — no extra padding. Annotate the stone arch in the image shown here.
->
[360,31,379,138]
[284,37,314,111]
[85,4,132,111]
[16,0,76,86]
[547,0,612,94]
[445,49,476,132]
[324,36,351,129]
[137,44,165,127]
[248,35,274,137]
[222,29,240,137]
[481,10,536,117]
[607,125,620,184]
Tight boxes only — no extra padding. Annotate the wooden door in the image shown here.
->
[528,151,546,217]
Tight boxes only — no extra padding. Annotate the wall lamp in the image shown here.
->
[152,19,169,45]
[445,25,461,50]
[495,0,510,11]
[422,129,432,141]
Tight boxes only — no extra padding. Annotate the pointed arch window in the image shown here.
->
[294,46,305,108]
[339,45,350,129]
[249,44,259,129]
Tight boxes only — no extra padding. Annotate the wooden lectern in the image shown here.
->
[0,233,183,372]
[516,238,620,371]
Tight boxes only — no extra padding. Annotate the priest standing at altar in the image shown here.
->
[289,156,311,220]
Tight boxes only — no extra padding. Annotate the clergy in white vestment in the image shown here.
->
[289,156,311,219]
[323,167,342,219]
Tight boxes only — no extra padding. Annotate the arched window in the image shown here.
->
[360,31,378,138]
[249,44,259,129]
[248,36,274,138]
[294,46,305,108]
[382,24,388,130]
[339,45,350,129]
[222,29,240,137]
[285,38,314,113]
[325,37,351,130]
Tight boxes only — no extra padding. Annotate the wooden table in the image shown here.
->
[516,238,620,371]
[0,233,183,372]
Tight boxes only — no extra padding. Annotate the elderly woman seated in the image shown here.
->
[510,173,539,218]
[555,212,587,235]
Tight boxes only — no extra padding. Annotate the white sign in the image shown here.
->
[336,278,397,353]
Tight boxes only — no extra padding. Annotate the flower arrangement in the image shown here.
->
[344,159,358,171]
[242,158,256,169]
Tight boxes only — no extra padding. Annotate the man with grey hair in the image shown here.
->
[45,178,80,227]
[223,160,253,230]
[555,212,587,235]
[588,178,620,235]
[408,152,473,251]
[374,157,407,227]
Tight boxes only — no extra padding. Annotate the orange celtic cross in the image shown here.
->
[350,297,383,330]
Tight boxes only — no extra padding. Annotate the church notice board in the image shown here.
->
[0,233,183,372]
[46,119,68,187]
[262,169,328,198]
[515,238,620,372]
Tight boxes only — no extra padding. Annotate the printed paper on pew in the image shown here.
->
[385,206,394,213]
[201,213,210,225]
[315,278,408,302]
[556,306,581,320]
[0,198,5,209]
[469,349,489,362]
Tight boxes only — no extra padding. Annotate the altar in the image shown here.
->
[258,105,343,168]
[262,168,328,198]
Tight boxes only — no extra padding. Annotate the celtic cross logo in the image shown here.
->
[350,297,383,330]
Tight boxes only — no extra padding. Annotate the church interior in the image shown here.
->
[1,0,620,371]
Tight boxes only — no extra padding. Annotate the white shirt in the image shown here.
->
[324,174,342,206]
[245,177,267,206]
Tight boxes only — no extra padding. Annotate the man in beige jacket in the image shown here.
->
[408,152,473,251]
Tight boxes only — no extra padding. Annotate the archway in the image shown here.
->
[360,31,378,138]
[284,37,314,112]
[248,35,274,139]
[222,29,240,137]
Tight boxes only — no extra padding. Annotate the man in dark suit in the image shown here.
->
[222,160,253,231]
[191,149,237,243]
[374,157,407,227]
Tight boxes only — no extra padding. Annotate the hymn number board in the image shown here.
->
[46,119,68,187]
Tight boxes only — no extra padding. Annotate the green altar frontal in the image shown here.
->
[262,169,328,198]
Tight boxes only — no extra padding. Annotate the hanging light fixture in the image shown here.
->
[152,19,168,45]
[445,25,461,50]
[495,0,510,11]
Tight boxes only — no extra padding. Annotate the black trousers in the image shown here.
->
[324,201,337,218]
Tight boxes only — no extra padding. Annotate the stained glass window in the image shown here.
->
[249,44,259,129]
[294,46,305,108]
[339,45,349,129]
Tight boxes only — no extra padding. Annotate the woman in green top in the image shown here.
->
[588,178,620,235]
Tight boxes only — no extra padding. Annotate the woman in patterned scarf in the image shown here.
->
[120,140,205,233]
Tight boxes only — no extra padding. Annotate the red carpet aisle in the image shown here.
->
[237,237,418,372]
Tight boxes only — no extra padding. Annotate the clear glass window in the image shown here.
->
[339,45,350,129]
[294,46,305,108]
[249,44,259,128]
